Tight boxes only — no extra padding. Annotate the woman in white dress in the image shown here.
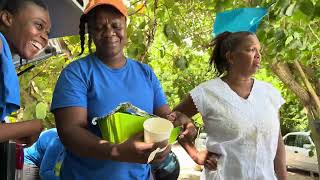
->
[173,31,288,180]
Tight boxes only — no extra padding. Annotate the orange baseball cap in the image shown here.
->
[84,0,128,17]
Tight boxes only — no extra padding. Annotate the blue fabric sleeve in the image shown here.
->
[0,33,20,120]
[51,63,88,111]
[39,137,64,180]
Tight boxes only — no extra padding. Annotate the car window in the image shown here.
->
[295,135,311,148]
[284,135,296,146]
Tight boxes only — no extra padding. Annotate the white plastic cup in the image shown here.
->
[143,117,174,143]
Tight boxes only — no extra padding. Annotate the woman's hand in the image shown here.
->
[114,132,171,164]
[204,152,220,171]
[193,150,219,171]
[167,111,197,141]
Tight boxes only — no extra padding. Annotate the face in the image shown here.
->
[228,34,261,76]
[88,7,126,59]
[4,3,51,59]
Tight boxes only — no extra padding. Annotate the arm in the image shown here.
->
[173,94,201,162]
[0,120,43,145]
[274,131,288,180]
[154,104,171,119]
[54,107,167,163]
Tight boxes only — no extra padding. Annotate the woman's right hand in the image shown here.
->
[193,150,220,171]
[114,132,171,164]
[204,151,220,171]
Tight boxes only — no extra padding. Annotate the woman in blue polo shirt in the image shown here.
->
[51,0,173,179]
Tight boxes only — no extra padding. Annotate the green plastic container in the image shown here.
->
[93,103,181,144]
[97,112,181,144]
[98,112,148,144]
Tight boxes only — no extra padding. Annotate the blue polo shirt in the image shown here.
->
[51,54,167,180]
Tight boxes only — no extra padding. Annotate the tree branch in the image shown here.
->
[317,79,320,96]
[308,24,320,43]
[128,0,147,16]
[294,60,320,117]
[140,0,158,62]
[271,61,311,105]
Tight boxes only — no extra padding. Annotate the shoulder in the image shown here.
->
[66,55,93,69]
[196,78,221,90]
[61,55,95,77]
[38,129,58,145]
[255,80,279,93]
[255,79,285,107]
[128,58,153,71]
[127,58,156,79]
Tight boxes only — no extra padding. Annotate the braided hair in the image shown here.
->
[79,14,88,55]
[209,31,255,76]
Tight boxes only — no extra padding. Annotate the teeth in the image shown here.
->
[31,41,43,50]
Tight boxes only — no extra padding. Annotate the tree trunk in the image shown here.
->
[306,106,320,179]
[271,62,310,105]
[272,61,320,178]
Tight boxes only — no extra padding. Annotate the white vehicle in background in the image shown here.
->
[283,131,318,174]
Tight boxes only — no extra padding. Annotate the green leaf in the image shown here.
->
[285,35,294,46]
[23,102,36,120]
[163,23,182,46]
[164,0,175,8]
[314,3,320,17]
[298,0,315,17]
[138,21,147,29]
[174,56,187,70]
[277,0,290,8]
[36,102,47,119]
[285,3,296,16]
[164,24,174,39]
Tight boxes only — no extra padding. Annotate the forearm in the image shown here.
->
[0,120,42,142]
[58,125,119,161]
[274,134,288,180]
[179,139,199,162]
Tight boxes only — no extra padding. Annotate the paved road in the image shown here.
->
[172,144,317,180]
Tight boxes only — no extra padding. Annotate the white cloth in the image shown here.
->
[190,78,285,180]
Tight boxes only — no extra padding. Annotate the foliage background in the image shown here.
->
[15,0,320,136]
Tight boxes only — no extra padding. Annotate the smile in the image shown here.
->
[31,41,43,50]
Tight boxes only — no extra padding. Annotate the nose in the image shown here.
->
[40,31,49,46]
[254,49,261,59]
[102,24,115,38]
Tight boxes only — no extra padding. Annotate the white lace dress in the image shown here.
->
[190,78,285,180]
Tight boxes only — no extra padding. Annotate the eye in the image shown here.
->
[112,22,122,29]
[35,22,43,31]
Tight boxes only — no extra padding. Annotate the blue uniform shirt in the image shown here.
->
[24,128,58,166]
[40,137,65,180]
[51,54,167,180]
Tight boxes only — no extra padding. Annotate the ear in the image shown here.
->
[0,10,14,27]
[226,51,234,65]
